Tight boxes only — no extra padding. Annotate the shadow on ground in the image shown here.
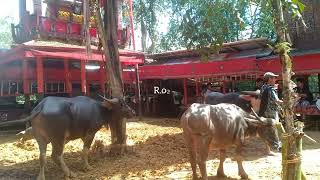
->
[133,116,181,128]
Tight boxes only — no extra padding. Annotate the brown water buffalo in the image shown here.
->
[0,96,135,180]
[181,103,281,180]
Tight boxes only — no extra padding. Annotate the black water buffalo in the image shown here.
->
[204,91,261,113]
[0,96,135,180]
[181,103,281,179]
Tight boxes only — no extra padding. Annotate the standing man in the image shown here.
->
[259,72,283,155]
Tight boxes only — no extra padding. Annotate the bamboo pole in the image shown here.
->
[295,136,302,180]
[281,133,289,179]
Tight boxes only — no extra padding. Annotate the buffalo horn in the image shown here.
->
[250,107,264,122]
[98,94,119,104]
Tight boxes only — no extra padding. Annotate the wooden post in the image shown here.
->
[183,78,188,105]
[0,80,3,96]
[64,59,72,95]
[36,57,44,93]
[8,81,11,95]
[22,60,30,94]
[222,81,227,93]
[80,60,87,95]
[99,61,106,95]
[135,64,142,120]
[318,74,320,94]
[195,78,199,96]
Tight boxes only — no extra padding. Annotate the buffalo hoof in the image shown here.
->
[37,175,45,180]
[217,171,226,178]
[65,171,77,179]
[240,173,249,179]
[109,144,126,156]
[83,164,93,172]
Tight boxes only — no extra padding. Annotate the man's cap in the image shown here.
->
[263,72,279,79]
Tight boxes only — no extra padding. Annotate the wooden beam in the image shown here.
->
[195,78,199,96]
[64,59,72,94]
[135,64,142,119]
[80,60,87,95]
[183,78,188,105]
[99,61,106,94]
[22,60,30,94]
[0,80,3,96]
[222,81,227,93]
[8,81,11,95]
[36,57,44,93]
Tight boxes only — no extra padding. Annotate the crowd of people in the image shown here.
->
[202,72,314,110]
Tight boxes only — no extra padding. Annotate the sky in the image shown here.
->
[0,0,19,23]
[0,0,46,24]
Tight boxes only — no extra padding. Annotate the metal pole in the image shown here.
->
[135,64,142,120]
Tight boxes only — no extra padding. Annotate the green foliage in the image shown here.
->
[308,75,319,94]
[157,0,279,52]
[16,94,40,104]
[0,17,13,49]
[134,0,168,53]
[162,0,249,50]
[235,80,256,91]
[251,1,276,40]
[156,0,306,52]
[274,42,292,54]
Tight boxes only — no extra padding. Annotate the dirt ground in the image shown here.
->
[0,117,319,180]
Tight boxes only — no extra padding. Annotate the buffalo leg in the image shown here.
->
[217,149,226,177]
[81,134,95,171]
[198,136,211,180]
[36,138,47,180]
[51,141,76,178]
[235,146,248,179]
[184,133,198,179]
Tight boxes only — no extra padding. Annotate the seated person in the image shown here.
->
[296,78,313,107]
[202,82,214,98]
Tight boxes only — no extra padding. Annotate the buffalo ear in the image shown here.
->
[239,95,253,101]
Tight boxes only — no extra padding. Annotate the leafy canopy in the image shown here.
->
[157,0,305,52]
[0,17,13,49]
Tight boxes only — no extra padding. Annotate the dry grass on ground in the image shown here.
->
[0,117,319,180]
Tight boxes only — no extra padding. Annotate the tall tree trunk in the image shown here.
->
[103,0,123,98]
[271,0,301,179]
[141,20,147,52]
[95,0,126,152]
